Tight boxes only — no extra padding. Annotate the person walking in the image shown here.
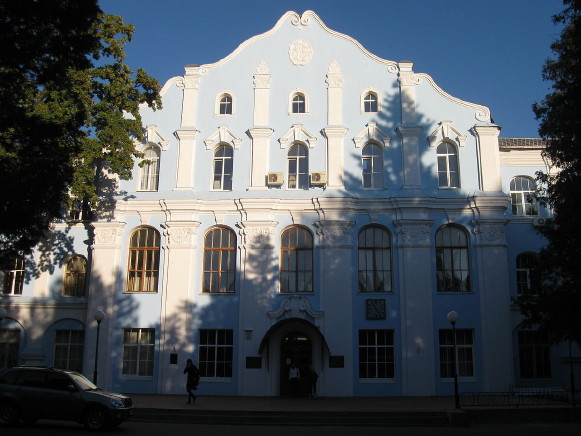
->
[288,363,300,396]
[184,358,200,404]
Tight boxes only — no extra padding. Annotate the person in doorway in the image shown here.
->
[307,367,318,399]
[289,363,300,396]
[184,358,200,404]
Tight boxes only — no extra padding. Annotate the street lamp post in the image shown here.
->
[93,310,105,385]
[447,310,461,409]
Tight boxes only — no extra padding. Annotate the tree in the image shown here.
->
[0,0,161,253]
[516,0,581,344]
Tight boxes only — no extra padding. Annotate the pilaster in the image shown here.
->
[247,128,274,189]
[396,126,423,188]
[322,128,348,189]
[472,125,502,191]
[173,129,199,190]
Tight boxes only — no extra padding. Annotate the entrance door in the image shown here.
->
[280,332,311,396]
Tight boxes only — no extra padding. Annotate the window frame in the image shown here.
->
[287,143,309,190]
[439,328,475,379]
[289,90,308,115]
[436,142,460,188]
[0,254,24,296]
[126,227,161,293]
[516,252,541,296]
[435,225,471,293]
[138,144,161,192]
[280,226,314,294]
[357,225,392,293]
[362,91,379,113]
[212,144,234,191]
[199,329,234,378]
[54,329,85,372]
[121,328,155,377]
[510,176,538,216]
[62,254,87,297]
[215,92,235,116]
[361,142,384,189]
[202,227,237,294]
[518,330,551,379]
[0,328,20,368]
[358,329,395,379]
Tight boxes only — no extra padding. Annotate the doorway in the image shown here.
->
[280,332,312,396]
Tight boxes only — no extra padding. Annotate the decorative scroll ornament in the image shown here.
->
[268,296,323,320]
[166,227,192,245]
[291,13,311,27]
[326,60,343,88]
[242,226,275,247]
[254,61,271,89]
[93,226,123,246]
[398,72,421,86]
[473,223,506,244]
[395,222,431,246]
[315,220,355,246]
[289,40,313,66]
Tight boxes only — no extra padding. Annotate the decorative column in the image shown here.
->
[472,219,513,391]
[322,128,348,189]
[394,219,435,396]
[177,65,205,128]
[173,129,199,190]
[253,61,271,127]
[87,221,126,390]
[315,219,355,396]
[326,60,343,126]
[396,126,423,188]
[398,61,420,124]
[236,221,278,395]
[248,128,274,189]
[472,125,502,192]
[158,221,200,394]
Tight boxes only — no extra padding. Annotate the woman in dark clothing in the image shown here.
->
[184,358,200,404]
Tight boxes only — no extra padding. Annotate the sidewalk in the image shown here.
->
[130,394,457,412]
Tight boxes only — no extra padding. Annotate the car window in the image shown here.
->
[16,370,46,388]
[46,373,74,391]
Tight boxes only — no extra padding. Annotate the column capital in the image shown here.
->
[394,219,433,247]
[161,221,201,248]
[396,125,423,138]
[91,222,125,248]
[471,219,509,247]
[237,221,278,248]
[314,220,355,247]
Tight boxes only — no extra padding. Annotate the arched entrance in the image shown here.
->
[280,332,311,396]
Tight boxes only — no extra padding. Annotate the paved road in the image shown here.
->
[1,420,580,436]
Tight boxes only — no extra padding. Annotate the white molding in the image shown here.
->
[278,124,317,148]
[204,125,242,150]
[428,120,466,148]
[353,123,391,148]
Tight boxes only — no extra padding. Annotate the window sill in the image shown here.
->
[359,378,395,384]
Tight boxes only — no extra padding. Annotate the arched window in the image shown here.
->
[63,254,87,297]
[218,94,233,115]
[435,225,470,292]
[358,226,391,292]
[516,252,541,295]
[138,145,160,191]
[510,176,538,216]
[291,92,306,114]
[363,92,379,113]
[362,143,384,189]
[127,227,160,292]
[436,142,460,188]
[0,254,24,295]
[212,145,233,190]
[287,144,309,190]
[203,227,237,293]
[280,226,313,293]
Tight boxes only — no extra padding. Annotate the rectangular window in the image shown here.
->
[122,328,155,376]
[358,329,394,379]
[54,330,85,372]
[439,329,474,378]
[518,331,551,378]
[0,329,20,368]
[199,329,233,378]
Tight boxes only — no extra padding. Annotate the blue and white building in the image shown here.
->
[0,11,572,397]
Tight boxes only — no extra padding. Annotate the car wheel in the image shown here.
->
[84,406,109,431]
[0,403,20,427]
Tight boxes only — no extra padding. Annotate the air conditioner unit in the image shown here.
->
[310,172,327,185]
[266,172,283,186]
[532,217,546,227]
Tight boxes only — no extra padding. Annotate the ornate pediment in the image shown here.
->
[278,124,317,148]
[353,123,391,148]
[267,296,324,322]
[428,120,466,147]
[204,125,242,150]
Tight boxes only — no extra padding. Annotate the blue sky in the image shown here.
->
[100,0,563,138]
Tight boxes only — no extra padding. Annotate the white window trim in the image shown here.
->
[214,91,236,116]
[436,141,461,189]
[360,88,381,114]
[210,144,234,192]
[288,88,309,115]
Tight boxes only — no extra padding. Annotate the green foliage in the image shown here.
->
[0,0,161,253]
[516,0,581,344]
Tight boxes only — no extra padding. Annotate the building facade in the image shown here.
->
[1,11,575,397]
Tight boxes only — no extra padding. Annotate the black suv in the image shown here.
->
[0,367,134,430]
